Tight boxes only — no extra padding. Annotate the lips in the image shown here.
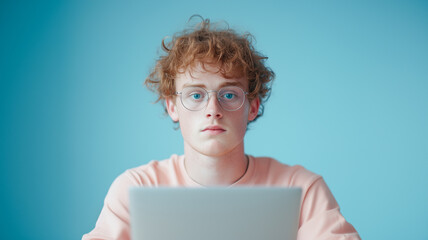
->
[202,125,226,134]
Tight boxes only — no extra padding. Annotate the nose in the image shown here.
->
[205,93,223,119]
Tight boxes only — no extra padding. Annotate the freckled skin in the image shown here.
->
[166,65,259,157]
[165,64,260,185]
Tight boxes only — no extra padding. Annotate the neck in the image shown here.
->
[183,142,248,186]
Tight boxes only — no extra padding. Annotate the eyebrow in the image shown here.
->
[182,81,245,89]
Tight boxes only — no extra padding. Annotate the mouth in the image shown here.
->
[202,126,226,135]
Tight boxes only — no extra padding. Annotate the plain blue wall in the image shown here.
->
[1,1,427,239]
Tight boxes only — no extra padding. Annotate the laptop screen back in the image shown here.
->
[130,187,301,240]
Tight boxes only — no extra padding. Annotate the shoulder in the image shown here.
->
[104,155,180,201]
[120,154,182,187]
[250,157,360,238]
[251,156,322,188]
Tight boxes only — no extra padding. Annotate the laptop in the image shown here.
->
[129,187,302,240]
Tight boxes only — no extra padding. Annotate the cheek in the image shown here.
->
[241,103,251,124]
[232,106,250,133]
[177,110,198,138]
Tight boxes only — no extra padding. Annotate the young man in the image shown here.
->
[83,18,361,240]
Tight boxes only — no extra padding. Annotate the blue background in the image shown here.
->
[1,1,427,239]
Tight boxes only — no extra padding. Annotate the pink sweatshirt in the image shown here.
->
[83,155,360,240]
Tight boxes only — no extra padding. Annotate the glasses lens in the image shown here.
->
[181,87,208,111]
[218,86,246,111]
[179,86,246,111]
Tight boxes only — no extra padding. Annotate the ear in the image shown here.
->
[166,97,179,122]
[248,97,260,121]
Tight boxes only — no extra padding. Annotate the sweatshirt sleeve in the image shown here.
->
[82,171,137,240]
[297,177,361,240]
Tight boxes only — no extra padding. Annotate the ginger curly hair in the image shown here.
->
[145,16,275,122]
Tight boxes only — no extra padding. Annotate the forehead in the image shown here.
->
[175,64,248,90]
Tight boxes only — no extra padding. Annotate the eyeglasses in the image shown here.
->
[175,86,249,111]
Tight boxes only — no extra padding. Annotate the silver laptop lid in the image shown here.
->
[130,187,301,240]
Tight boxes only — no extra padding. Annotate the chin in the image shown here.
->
[196,141,241,157]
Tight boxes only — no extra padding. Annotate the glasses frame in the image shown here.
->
[175,86,249,111]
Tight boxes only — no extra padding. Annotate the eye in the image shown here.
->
[223,93,235,99]
[191,93,202,100]
[185,90,205,101]
[220,90,238,101]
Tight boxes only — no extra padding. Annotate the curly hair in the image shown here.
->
[145,16,275,122]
